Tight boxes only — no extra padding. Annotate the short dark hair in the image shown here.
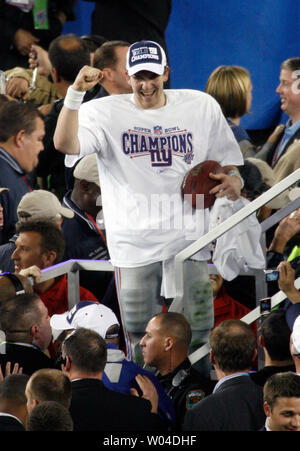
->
[26,400,73,431]
[0,101,44,142]
[154,312,192,349]
[16,220,65,264]
[48,34,90,82]
[62,327,107,373]
[260,310,292,362]
[210,319,256,372]
[264,372,300,410]
[81,34,108,53]
[0,374,29,405]
[93,40,130,70]
[27,369,72,408]
[0,293,43,336]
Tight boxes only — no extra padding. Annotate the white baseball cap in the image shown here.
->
[126,40,167,76]
[50,301,119,340]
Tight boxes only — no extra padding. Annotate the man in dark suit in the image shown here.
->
[0,293,55,376]
[0,374,29,431]
[183,319,266,431]
[60,327,165,431]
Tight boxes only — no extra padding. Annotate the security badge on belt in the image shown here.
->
[186,389,205,409]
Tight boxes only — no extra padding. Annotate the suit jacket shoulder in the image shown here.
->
[0,415,25,431]
[183,375,265,431]
[70,378,165,432]
[0,343,55,377]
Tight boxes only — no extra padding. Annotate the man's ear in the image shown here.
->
[125,71,131,86]
[42,250,57,268]
[102,67,112,81]
[15,129,26,148]
[263,401,271,418]
[32,399,39,408]
[164,336,174,351]
[163,66,170,83]
[30,324,37,337]
[62,355,71,373]
[51,67,60,83]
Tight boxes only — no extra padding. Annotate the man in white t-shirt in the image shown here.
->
[54,40,244,364]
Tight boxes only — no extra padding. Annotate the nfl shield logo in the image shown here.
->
[153,126,163,135]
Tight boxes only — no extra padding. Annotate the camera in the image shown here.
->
[260,297,271,316]
[264,269,279,282]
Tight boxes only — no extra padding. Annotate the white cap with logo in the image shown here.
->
[126,40,167,76]
[50,301,119,340]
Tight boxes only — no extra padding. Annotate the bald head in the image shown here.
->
[0,273,33,302]
[48,33,90,83]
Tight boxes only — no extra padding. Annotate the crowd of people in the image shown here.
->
[1,0,300,433]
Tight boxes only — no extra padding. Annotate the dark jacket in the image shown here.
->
[183,374,265,431]
[0,342,55,377]
[250,364,296,387]
[61,191,115,304]
[0,414,25,431]
[157,358,213,430]
[70,378,166,431]
[0,148,31,244]
[0,234,16,272]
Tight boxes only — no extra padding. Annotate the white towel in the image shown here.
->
[209,197,265,280]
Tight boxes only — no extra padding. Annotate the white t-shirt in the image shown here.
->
[65,89,243,267]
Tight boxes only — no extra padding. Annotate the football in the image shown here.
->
[181,160,223,209]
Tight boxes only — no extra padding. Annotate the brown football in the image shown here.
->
[182,160,223,209]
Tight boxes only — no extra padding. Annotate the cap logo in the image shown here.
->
[130,44,162,67]
[66,301,95,325]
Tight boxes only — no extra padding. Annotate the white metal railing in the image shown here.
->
[38,259,114,309]
[189,276,300,365]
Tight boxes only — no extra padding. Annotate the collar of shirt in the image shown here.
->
[0,147,25,175]
[280,119,300,151]
[0,412,23,424]
[213,372,249,393]
[0,341,41,351]
[265,417,271,431]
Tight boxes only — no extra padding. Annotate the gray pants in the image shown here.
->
[115,260,213,364]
